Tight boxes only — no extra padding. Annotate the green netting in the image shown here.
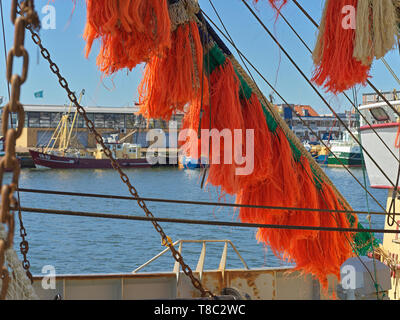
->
[236,71,253,100]
[261,104,279,134]
[344,202,380,256]
[353,223,381,256]
[288,139,302,163]
[204,44,226,75]
[205,44,253,100]
[310,165,324,191]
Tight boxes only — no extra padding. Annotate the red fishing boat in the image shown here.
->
[29,90,152,169]
[29,147,151,170]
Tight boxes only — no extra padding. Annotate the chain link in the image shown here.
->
[23,19,215,298]
[18,214,33,283]
[0,0,39,300]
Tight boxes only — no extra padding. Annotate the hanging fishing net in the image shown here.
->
[0,225,38,300]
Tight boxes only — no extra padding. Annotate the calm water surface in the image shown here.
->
[6,166,388,275]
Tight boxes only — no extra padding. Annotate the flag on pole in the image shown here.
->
[34,91,44,98]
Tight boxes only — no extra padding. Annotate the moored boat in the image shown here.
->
[359,98,400,189]
[357,91,400,300]
[327,131,364,167]
[29,148,151,169]
[28,91,151,169]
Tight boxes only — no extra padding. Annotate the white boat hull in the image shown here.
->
[359,123,400,189]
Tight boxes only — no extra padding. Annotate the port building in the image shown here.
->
[0,104,183,150]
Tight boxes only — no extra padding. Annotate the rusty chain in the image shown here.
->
[0,0,38,300]
[22,13,215,298]
[18,208,33,283]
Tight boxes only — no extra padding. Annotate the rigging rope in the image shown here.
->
[13,206,400,235]
[16,187,400,217]
[381,57,400,87]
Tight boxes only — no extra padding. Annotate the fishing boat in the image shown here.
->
[29,138,151,170]
[28,91,151,169]
[327,130,364,167]
[307,130,363,167]
[1,0,400,303]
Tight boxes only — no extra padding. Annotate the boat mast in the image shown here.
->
[64,89,85,151]
[119,130,137,144]
[44,89,85,154]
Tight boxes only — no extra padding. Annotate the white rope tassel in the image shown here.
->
[0,225,39,300]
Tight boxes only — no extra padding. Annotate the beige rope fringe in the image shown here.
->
[312,0,329,66]
[372,0,397,59]
[353,0,397,65]
[169,0,199,31]
[0,225,39,300]
[354,0,373,66]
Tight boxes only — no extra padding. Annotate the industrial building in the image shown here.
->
[0,104,183,150]
[276,104,359,141]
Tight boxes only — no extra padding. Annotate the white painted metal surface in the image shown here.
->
[359,125,399,188]
[32,268,330,300]
[358,101,400,189]
[31,239,337,300]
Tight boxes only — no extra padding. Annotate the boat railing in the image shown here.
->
[132,239,249,282]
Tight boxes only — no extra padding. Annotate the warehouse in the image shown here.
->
[0,104,183,150]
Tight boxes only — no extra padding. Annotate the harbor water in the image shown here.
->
[7,166,388,276]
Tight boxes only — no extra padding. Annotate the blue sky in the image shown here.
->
[1,0,399,114]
